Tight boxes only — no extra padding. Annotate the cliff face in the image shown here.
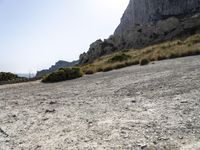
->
[79,0,200,64]
[115,0,200,35]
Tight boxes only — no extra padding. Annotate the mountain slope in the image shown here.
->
[81,34,200,74]
[79,0,200,64]
[36,60,78,78]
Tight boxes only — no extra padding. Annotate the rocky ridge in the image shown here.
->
[36,60,78,78]
[79,0,200,64]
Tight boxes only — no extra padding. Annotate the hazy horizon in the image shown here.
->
[0,0,129,74]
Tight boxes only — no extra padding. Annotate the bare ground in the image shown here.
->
[0,56,200,150]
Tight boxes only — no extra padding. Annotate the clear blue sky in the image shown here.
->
[0,0,128,73]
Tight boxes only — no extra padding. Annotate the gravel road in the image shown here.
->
[0,56,200,150]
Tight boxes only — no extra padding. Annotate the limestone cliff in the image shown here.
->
[79,0,200,64]
[115,0,200,35]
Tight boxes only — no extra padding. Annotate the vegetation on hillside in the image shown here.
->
[0,72,20,81]
[40,34,200,83]
[108,53,131,63]
[82,34,200,74]
[0,72,35,85]
[42,67,83,83]
[0,72,40,85]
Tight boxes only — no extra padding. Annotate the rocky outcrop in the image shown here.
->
[36,60,78,78]
[115,0,200,35]
[79,0,200,64]
[79,13,200,64]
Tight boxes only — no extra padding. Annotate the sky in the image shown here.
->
[0,0,129,73]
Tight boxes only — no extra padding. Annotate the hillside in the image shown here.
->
[79,0,200,64]
[81,34,200,74]
[1,55,200,149]
[0,72,29,85]
[36,60,78,78]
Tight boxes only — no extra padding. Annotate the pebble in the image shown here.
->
[45,109,55,113]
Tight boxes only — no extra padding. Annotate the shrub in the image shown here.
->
[84,69,94,75]
[178,49,200,57]
[102,66,113,72]
[140,58,150,66]
[113,63,126,69]
[125,60,140,66]
[187,34,200,44]
[157,55,167,61]
[122,49,130,52]
[168,53,180,59]
[42,67,83,83]
[97,68,103,72]
[189,49,200,56]
[108,53,131,63]
[0,72,20,81]
[176,40,183,45]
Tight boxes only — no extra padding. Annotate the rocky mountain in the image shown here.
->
[115,0,200,35]
[79,0,200,64]
[36,60,78,78]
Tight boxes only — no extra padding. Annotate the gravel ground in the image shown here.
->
[0,56,200,150]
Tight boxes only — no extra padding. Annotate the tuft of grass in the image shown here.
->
[42,67,83,83]
[108,53,131,63]
[140,58,150,66]
[84,69,94,75]
[102,66,113,72]
[157,55,168,61]
[168,53,180,59]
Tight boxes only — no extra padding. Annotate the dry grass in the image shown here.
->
[81,34,200,74]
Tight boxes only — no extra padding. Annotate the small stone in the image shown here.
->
[45,109,55,113]
[42,118,49,121]
[131,100,136,103]
[5,140,10,143]
[139,144,147,149]
[181,101,188,104]
[178,136,184,139]
[12,114,17,118]
[49,101,57,105]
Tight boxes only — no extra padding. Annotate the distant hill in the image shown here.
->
[0,72,21,81]
[36,60,78,78]
[0,72,31,85]
[17,73,35,78]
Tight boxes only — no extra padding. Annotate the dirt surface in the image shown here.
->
[0,56,200,150]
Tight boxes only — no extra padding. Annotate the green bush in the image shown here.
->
[0,72,20,81]
[42,67,83,83]
[113,63,126,69]
[157,55,167,61]
[168,53,180,59]
[140,58,150,66]
[108,53,131,63]
[97,67,103,72]
[102,66,113,72]
[84,69,94,75]
[125,60,140,66]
